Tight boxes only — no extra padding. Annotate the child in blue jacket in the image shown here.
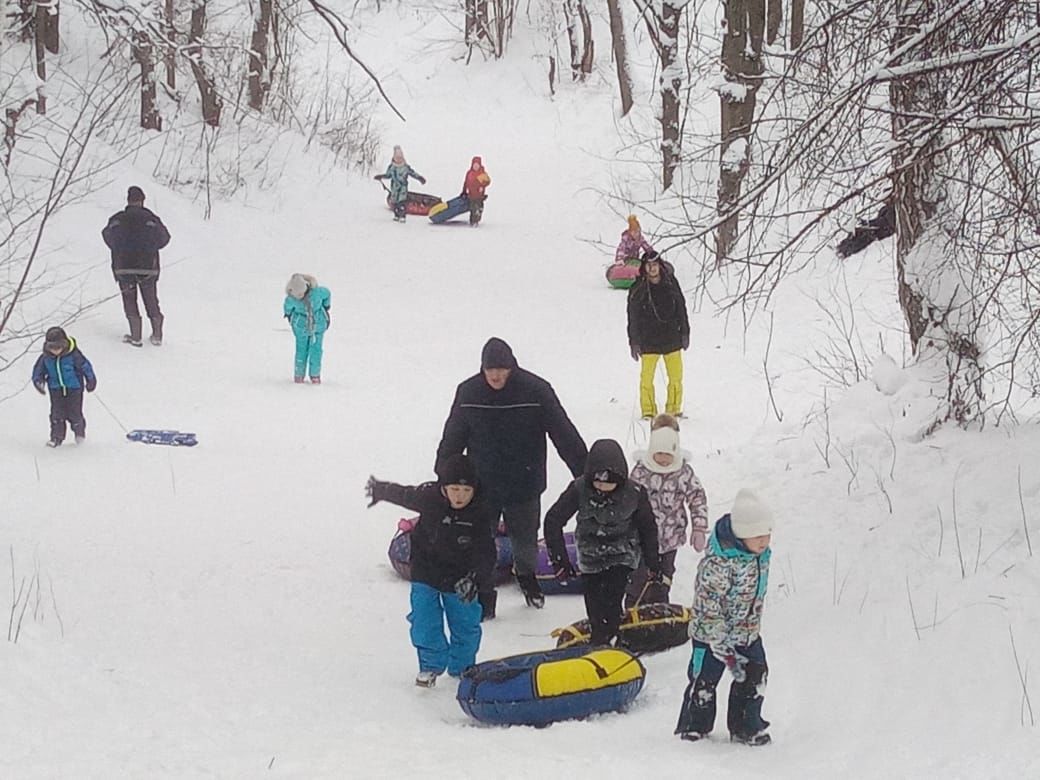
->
[374,145,426,222]
[365,455,496,688]
[284,273,331,384]
[31,327,97,447]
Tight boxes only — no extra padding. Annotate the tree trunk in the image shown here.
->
[132,31,162,130]
[564,0,580,80]
[715,0,765,264]
[890,0,984,426]
[606,0,633,116]
[659,1,682,190]
[790,0,805,49]
[42,0,57,53]
[164,0,176,90]
[248,0,273,111]
[766,0,781,45]
[33,1,46,114]
[18,0,33,42]
[577,1,593,79]
[188,0,221,127]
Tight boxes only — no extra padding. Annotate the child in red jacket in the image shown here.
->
[461,156,491,226]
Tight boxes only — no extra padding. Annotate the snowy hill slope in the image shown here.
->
[1,4,1038,777]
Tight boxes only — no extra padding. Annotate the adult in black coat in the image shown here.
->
[627,251,690,418]
[102,185,171,347]
[436,337,587,611]
[544,439,660,646]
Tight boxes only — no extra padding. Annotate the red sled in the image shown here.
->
[386,191,442,216]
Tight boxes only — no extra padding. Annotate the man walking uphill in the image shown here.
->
[102,186,171,347]
[436,338,587,614]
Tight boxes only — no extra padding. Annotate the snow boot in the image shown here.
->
[415,671,440,688]
[149,315,164,346]
[294,376,305,384]
[517,574,545,609]
[45,439,61,448]
[679,732,709,743]
[730,731,771,747]
[479,590,497,622]
[310,376,321,384]
[74,434,85,445]
[123,316,143,347]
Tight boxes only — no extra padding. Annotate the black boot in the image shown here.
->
[478,590,497,622]
[516,574,544,609]
[123,316,143,347]
[149,315,164,346]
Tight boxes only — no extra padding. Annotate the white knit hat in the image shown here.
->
[643,426,682,474]
[729,489,773,539]
[286,273,310,299]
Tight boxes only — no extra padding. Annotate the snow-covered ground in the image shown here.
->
[1,5,1038,777]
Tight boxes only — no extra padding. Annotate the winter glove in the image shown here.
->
[691,527,707,552]
[630,344,641,362]
[33,381,46,395]
[552,557,577,583]
[373,174,385,181]
[478,590,497,621]
[365,476,389,507]
[453,573,478,604]
[417,176,427,185]
[85,378,97,393]
[682,334,690,350]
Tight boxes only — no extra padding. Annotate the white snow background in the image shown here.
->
[1,4,1039,778]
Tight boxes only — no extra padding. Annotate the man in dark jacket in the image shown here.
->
[544,439,660,646]
[365,454,497,687]
[102,185,171,347]
[627,251,690,419]
[436,337,587,612]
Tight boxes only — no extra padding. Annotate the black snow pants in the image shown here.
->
[49,388,85,443]
[675,636,769,739]
[582,565,632,646]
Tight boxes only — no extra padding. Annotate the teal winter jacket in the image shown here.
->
[284,286,331,337]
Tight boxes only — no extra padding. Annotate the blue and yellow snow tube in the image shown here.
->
[457,645,645,726]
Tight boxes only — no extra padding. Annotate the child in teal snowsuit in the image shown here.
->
[284,273,330,384]
[374,145,426,221]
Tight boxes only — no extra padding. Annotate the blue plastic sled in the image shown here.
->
[126,429,198,447]
[457,645,646,727]
[428,195,470,224]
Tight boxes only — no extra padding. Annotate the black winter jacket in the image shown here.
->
[627,269,690,355]
[544,440,659,575]
[436,368,587,507]
[380,482,497,592]
[102,205,171,278]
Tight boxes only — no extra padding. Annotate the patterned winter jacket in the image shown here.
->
[284,285,331,337]
[629,456,708,553]
[31,338,96,394]
[614,229,654,264]
[688,515,771,655]
[383,162,424,204]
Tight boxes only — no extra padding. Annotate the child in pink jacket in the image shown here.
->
[614,215,655,264]
[625,415,708,606]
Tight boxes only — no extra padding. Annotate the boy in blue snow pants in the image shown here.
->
[284,273,330,384]
[365,454,497,687]
[408,582,482,677]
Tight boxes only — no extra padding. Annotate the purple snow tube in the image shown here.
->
[536,532,584,595]
[387,517,513,585]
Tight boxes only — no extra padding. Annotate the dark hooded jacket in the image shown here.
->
[626,257,690,355]
[378,477,497,593]
[543,439,659,575]
[102,205,171,279]
[436,338,587,507]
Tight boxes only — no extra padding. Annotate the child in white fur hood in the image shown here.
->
[626,414,708,607]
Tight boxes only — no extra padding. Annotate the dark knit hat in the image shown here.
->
[44,326,68,351]
[438,454,478,488]
[127,185,145,203]
[480,337,517,371]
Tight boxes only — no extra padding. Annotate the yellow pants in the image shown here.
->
[640,351,683,417]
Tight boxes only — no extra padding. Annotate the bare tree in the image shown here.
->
[248,0,274,110]
[162,0,176,89]
[607,0,634,115]
[131,31,161,130]
[187,0,221,126]
[716,0,765,263]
